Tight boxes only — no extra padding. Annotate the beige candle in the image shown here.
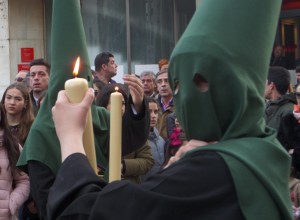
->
[109,88,123,182]
[64,57,97,173]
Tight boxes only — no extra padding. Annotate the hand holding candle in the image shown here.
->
[64,57,97,173]
[109,87,123,182]
[52,89,95,162]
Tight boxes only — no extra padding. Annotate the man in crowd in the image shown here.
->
[15,70,28,82]
[15,70,31,92]
[29,58,50,115]
[140,71,156,97]
[93,52,117,85]
[264,66,296,130]
[156,68,174,140]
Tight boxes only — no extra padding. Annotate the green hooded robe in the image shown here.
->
[16,0,109,174]
[168,0,292,219]
[17,0,149,177]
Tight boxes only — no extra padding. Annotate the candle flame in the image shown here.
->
[73,57,80,77]
[115,86,119,92]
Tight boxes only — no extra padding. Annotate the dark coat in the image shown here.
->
[265,94,296,130]
[47,152,245,220]
[277,113,300,171]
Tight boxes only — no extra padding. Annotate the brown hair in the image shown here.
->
[158,58,169,70]
[30,58,51,75]
[0,103,20,174]
[1,83,35,146]
[96,83,128,108]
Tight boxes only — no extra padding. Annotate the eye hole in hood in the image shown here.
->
[194,74,209,93]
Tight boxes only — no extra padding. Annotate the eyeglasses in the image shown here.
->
[15,77,24,82]
[296,92,300,98]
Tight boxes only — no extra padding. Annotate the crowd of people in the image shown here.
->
[0,52,184,219]
[4,51,300,219]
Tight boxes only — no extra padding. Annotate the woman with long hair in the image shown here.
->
[1,83,35,146]
[0,103,29,219]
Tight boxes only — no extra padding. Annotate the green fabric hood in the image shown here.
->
[17,0,109,173]
[169,0,292,219]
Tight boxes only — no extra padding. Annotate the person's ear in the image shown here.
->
[102,64,107,70]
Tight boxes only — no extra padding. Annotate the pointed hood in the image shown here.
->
[169,0,292,219]
[17,0,108,173]
[169,1,279,141]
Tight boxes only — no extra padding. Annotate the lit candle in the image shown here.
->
[109,87,123,182]
[65,57,97,173]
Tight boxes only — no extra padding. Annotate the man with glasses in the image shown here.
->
[29,58,50,115]
[15,70,28,82]
[264,66,296,130]
[15,70,31,92]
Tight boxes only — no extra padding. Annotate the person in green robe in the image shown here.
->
[17,0,149,219]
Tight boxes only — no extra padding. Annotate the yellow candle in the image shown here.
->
[64,57,97,173]
[109,88,123,182]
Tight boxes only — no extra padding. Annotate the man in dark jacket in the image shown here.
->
[29,58,50,116]
[264,66,296,130]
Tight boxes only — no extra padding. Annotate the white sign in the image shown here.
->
[135,64,159,76]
